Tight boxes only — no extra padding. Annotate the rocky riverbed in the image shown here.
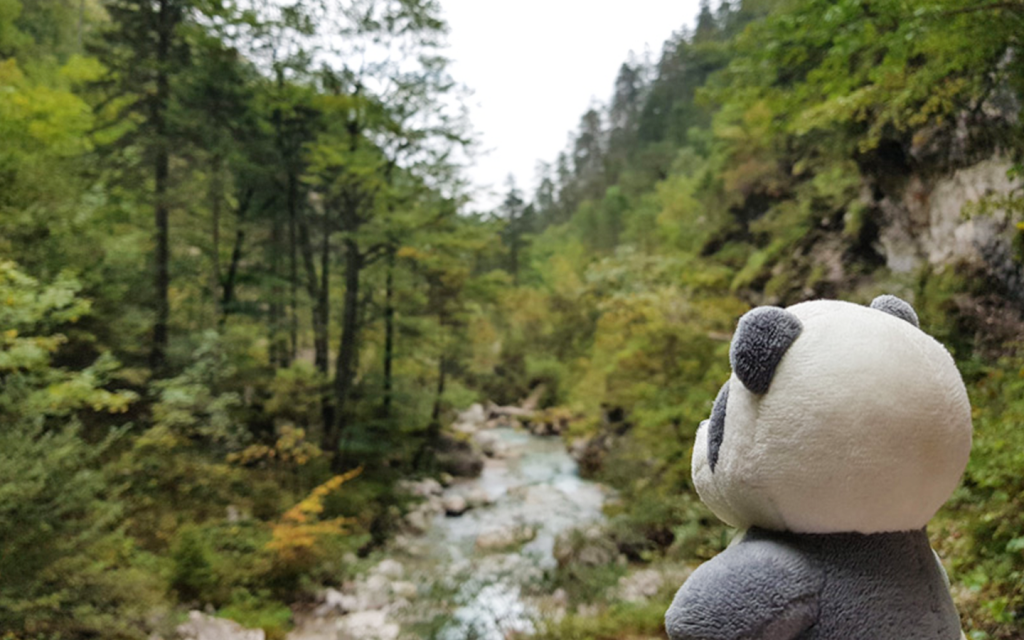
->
[288,412,609,640]
[173,403,611,640]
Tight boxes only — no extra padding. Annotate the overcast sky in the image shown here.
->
[440,1,705,210]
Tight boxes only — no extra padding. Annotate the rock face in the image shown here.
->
[177,611,265,640]
[877,156,1022,275]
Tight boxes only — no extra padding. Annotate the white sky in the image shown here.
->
[441,1,704,210]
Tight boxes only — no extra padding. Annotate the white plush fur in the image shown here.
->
[693,300,973,534]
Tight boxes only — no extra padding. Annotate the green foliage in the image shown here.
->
[151,332,245,449]
[0,262,158,638]
[218,590,293,640]
[532,600,671,640]
[933,353,1024,638]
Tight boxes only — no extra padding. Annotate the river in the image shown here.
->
[419,426,608,638]
[287,424,609,640]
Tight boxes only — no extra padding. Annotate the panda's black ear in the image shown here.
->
[729,307,803,394]
[870,294,919,328]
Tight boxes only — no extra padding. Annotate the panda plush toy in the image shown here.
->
[665,295,972,640]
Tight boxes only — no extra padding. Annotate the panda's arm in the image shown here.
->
[665,537,823,640]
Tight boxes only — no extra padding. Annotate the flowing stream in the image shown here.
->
[287,426,608,640]
[414,427,608,638]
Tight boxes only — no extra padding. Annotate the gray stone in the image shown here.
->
[177,611,265,640]
[391,581,418,600]
[618,568,664,602]
[442,494,469,516]
[475,525,537,551]
[397,478,443,497]
[464,487,492,508]
[403,507,432,534]
[336,610,399,640]
[373,558,404,580]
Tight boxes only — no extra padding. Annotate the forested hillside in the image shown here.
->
[2,0,1024,639]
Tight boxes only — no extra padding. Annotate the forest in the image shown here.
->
[1,0,1023,639]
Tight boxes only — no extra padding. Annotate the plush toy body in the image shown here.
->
[665,296,972,640]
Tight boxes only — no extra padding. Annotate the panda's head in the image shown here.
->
[692,296,972,535]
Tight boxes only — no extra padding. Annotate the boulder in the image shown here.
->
[177,611,265,640]
[462,403,488,425]
[397,477,443,497]
[391,580,418,600]
[336,610,399,640]
[472,431,507,458]
[314,588,347,616]
[351,574,391,611]
[372,558,404,580]
[464,487,492,508]
[402,506,433,534]
[475,524,537,551]
[434,435,484,478]
[442,494,469,516]
[617,568,664,602]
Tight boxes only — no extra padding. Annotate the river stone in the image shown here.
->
[336,610,399,640]
[372,558,404,580]
[177,611,265,640]
[443,494,469,516]
[475,525,537,551]
[391,580,418,600]
[434,435,485,478]
[398,477,443,497]
[464,487,492,508]
[403,507,432,534]
[315,588,346,616]
[617,568,664,602]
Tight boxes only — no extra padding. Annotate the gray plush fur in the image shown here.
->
[870,294,920,328]
[706,381,730,472]
[665,527,961,640]
[729,307,803,394]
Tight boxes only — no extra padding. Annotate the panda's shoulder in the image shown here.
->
[665,532,824,640]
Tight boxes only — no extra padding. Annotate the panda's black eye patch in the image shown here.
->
[707,380,730,473]
[870,294,920,328]
[730,306,803,394]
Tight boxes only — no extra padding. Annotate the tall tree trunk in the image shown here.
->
[318,211,332,428]
[220,188,251,324]
[326,236,363,467]
[269,214,285,368]
[430,353,446,432]
[296,206,332,439]
[77,0,84,51]
[221,228,244,318]
[382,244,396,418]
[150,0,171,374]
[288,172,299,362]
[210,156,222,319]
[414,345,446,471]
